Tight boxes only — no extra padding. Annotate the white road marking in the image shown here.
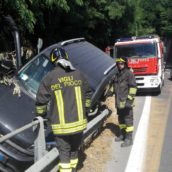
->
[125,96,151,172]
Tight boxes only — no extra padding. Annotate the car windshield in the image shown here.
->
[116,42,157,58]
[18,54,54,94]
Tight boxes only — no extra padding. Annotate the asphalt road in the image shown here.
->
[106,71,172,172]
[158,73,172,172]
[105,91,146,172]
[159,96,172,172]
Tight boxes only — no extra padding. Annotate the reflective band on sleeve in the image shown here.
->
[75,86,83,121]
[85,99,91,108]
[54,90,65,124]
[127,95,134,100]
[36,105,47,115]
[119,124,126,129]
[129,87,137,95]
[126,126,134,132]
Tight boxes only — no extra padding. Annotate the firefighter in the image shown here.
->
[112,57,137,147]
[35,47,92,172]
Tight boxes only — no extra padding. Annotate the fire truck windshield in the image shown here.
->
[116,42,157,59]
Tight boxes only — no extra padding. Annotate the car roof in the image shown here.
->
[40,38,117,106]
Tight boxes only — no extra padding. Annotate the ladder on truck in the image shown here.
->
[0,109,110,172]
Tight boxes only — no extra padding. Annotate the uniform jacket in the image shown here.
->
[113,68,137,109]
[35,66,92,135]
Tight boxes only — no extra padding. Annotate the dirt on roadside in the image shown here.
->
[78,96,119,172]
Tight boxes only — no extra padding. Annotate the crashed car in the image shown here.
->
[0,17,117,172]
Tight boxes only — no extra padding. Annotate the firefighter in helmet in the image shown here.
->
[112,57,137,147]
[35,47,92,172]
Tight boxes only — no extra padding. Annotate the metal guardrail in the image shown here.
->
[0,116,59,172]
[0,108,110,172]
[0,117,45,144]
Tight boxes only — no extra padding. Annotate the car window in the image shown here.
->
[18,54,54,94]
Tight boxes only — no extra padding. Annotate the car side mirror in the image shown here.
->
[37,38,43,54]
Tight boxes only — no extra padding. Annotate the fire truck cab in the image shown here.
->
[107,35,165,93]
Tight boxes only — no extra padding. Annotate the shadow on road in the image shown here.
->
[78,150,87,170]
[136,91,161,97]
[104,123,120,137]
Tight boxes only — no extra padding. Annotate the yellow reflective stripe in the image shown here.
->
[129,87,137,95]
[85,99,91,108]
[78,86,84,120]
[36,105,47,114]
[75,86,83,121]
[59,163,71,168]
[59,163,72,172]
[70,159,78,168]
[52,123,87,134]
[127,95,133,100]
[65,53,69,60]
[75,87,80,120]
[116,58,126,63]
[54,90,65,124]
[51,119,87,129]
[120,101,125,108]
[126,126,134,132]
[119,124,126,129]
[59,90,65,124]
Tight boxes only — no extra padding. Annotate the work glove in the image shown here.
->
[125,99,133,109]
[86,107,98,117]
[86,108,93,114]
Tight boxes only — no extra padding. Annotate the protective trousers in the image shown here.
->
[117,108,134,134]
[55,133,83,172]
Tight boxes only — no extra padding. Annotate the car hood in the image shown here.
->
[0,84,36,147]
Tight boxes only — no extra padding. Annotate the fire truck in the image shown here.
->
[106,35,165,93]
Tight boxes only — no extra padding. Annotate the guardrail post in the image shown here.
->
[33,116,48,162]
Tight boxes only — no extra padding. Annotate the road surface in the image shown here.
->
[106,71,172,172]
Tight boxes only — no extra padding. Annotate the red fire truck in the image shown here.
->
[106,35,165,93]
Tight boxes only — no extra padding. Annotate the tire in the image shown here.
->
[156,85,161,95]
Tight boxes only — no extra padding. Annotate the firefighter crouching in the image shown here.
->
[112,57,137,147]
[35,47,92,172]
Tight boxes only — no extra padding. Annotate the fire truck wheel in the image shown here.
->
[156,85,161,94]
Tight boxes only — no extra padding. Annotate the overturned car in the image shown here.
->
[0,17,117,172]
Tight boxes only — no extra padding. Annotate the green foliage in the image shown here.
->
[158,0,172,36]
[1,0,172,50]
[45,0,69,11]
[105,1,125,19]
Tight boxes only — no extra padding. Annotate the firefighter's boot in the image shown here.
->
[115,129,125,142]
[121,132,133,147]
